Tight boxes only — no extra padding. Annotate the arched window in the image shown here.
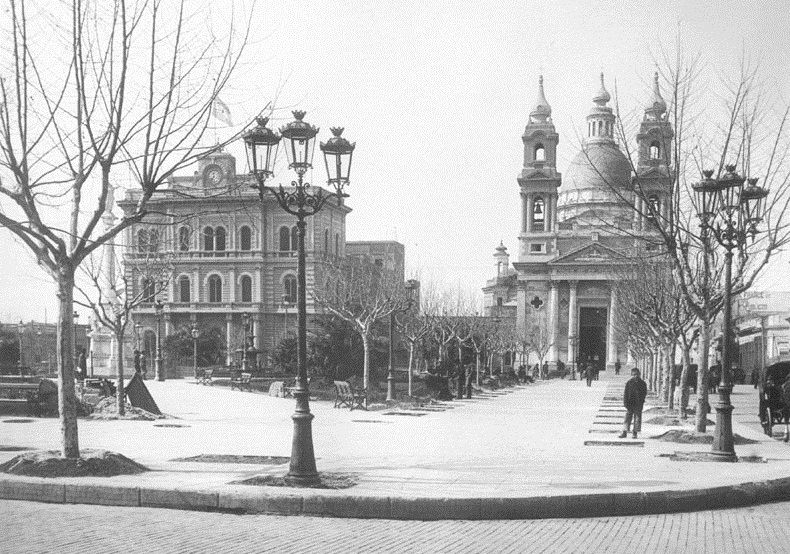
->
[649,141,660,160]
[279,226,290,251]
[203,227,215,251]
[178,227,190,252]
[240,226,251,251]
[648,195,660,219]
[283,275,297,303]
[137,229,149,253]
[215,227,226,252]
[142,278,156,303]
[324,229,329,252]
[208,275,222,303]
[534,143,545,162]
[290,226,298,251]
[533,197,545,231]
[147,229,159,252]
[240,275,252,302]
[179,276,190,303]
[598,121,603,136]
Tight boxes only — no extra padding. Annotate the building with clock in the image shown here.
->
[483,73,672,372]
[89,148,403,377]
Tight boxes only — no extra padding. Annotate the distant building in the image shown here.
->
[345,241,405,283]
[482,73,672,371]
[3,321,90,375]
[89,149,407,377]
[734,291,790,381]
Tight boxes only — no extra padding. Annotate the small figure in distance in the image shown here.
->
[615,359,621,376]
[620,368,648,439]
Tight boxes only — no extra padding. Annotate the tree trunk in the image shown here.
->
[115,325,126,417]
[679,341,692,419]
[696,319,710,432]
[667,341,676,410]
[662,343,672,405]
[362,332,371,397]
[476,351,481,386]
[407,341,415,397]
[57,271,80,458]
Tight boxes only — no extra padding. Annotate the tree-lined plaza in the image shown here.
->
[3,3,790,546]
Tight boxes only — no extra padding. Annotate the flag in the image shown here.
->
[211,97,233,127]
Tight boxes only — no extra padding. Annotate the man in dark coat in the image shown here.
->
[619,368,648,439]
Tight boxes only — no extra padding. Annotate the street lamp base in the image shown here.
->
[708,450,739,463]
[288,396,319,486]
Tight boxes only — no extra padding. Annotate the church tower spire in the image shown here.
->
[634,72,673,231]
[517,76,560,262]
[585,73,616,144]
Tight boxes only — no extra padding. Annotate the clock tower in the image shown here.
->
[198,148,236,187]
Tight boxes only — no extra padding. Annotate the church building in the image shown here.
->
[483,73,672,372]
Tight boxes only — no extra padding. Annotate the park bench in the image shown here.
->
[0,379,57,417]
[231,372,253,392]
[198,369,213,385]
[333,380,367,411]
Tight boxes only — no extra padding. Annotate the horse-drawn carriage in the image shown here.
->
[759,361,790,440]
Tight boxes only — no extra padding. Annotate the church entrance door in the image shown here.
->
[579,307,607,373]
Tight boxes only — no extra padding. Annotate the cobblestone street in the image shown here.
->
[2,498,789,553]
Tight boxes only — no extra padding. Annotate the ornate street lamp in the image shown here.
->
[191,323,200,381]
[694,165,768,461]
[387,281,417,402]
[244,111,355,486]
[154,299,165,381]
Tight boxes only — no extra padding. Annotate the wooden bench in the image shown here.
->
[333,380,367,411]
[198,369,214,385]
[0,380,57,417]
[231,372,253,392]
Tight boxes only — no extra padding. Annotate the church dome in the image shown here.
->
[557,142,633,222]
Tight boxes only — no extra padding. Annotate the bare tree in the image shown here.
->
[580,43,790,432]
[313,256,407,399]
[75,246,172,415]
[0,0,254,456]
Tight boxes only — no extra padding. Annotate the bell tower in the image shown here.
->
[634,72,673,231]
[518,76,560,260]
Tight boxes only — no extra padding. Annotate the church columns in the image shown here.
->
[548,281,559,364]
[606,288,618,369]
[567,280,578,365]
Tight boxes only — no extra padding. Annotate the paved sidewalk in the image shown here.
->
[2,374,790,519]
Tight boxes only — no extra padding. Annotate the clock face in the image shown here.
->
[205,166,222,185]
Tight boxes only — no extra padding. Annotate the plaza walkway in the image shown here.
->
[2,373,790,519]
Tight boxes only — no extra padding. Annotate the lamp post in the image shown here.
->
[693,165,768,461]
[154,299,165,381]
[134,322,142,351]
[569,334,578,381]
[241,312,251,372]
[17,320,24,375]
[191,323,200,380]
[387,281,417,402]
[244,112,355,485]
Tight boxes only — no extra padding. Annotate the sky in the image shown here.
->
[2,0,790,323]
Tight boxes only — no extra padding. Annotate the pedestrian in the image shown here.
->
[615,359,621,376]
[542,361,549,380]
[620,368,648,439]
[133,349,141,376]
[584,361,592,387]
[752,369,759,389]
[532,363,539,380]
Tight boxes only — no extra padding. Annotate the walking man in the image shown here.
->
[619,368,647,439]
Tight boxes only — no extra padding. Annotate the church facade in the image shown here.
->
[483,74,672,372]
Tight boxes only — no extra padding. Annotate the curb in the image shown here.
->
[3,476,790,520]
